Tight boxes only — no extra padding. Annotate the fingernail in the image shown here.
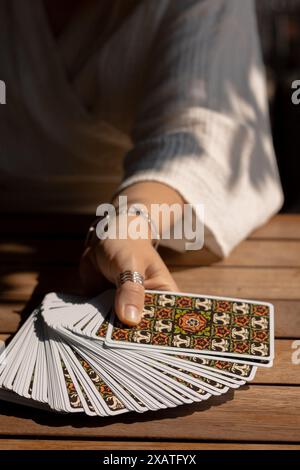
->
[124,304,140,323]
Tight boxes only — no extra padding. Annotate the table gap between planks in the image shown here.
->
[0,214,299,450]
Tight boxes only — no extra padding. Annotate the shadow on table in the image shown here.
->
[0,386,241,430]
[0,214,92,331]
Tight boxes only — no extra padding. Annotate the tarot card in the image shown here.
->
[0,311,37,377]
[120,350,231,395]
[55,338,133,416]
[65,334,185,408]
[144,351,252,385]
[0,288,272,416]
[73,346,161,412]
[41,290,112,336]
[136,351,247,388]
[105,290,274,364]
[104,348,213,403]
[0,313,38,391]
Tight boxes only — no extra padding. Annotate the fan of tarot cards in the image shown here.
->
[0,289,274,416]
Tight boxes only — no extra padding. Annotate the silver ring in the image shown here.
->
[118,270,144,287]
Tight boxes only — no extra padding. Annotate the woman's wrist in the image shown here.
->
[105,212,155,247]
[112,181,185,240]
[84,181,185,252]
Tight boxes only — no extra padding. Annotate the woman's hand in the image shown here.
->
[80,181,184,326]
[80,230,178,326]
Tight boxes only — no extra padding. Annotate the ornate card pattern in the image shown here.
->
[107,292,271,358]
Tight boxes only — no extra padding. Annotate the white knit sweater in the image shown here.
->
[0,0,283,257]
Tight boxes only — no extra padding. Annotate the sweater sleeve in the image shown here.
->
[116,0,284,257]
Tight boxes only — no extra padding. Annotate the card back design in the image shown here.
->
[106,291,273,360]
[74,352,127,413]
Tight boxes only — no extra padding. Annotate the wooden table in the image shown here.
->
[0,214,300,450]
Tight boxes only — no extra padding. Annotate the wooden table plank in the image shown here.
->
[272,300,300,338]
[0,269,81,301]
[0,439,299,450]
[172,267,300,300]
[254,340,300,384]
[0,334,10,342]
[250,215,300,240]
[0,240,82,266]
[163,241,300,267]
[2,239,300,268]
[0,386,299,442]
[0,305,23,334]
[0,267,299,301]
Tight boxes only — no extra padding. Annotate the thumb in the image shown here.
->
[114,273,145,326]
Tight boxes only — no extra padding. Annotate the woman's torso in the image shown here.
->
[0,0,163,212]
